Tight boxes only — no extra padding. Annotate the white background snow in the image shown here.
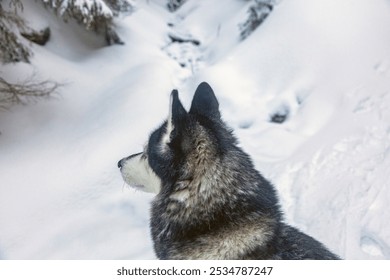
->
[1,0,390,260]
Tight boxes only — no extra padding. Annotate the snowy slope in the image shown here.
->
[1,0,390,259]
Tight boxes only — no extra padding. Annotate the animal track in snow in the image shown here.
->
[163,22,204,74]
[360,234,390,258]
[269,103,290,124]
[238,118,254,129]
[268,88,312,125]
[374,59,390,76]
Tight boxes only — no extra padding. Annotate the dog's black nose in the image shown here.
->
[117,159,123,168]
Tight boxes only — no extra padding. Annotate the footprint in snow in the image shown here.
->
[360,234,390,258]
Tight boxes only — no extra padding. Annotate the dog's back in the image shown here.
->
[274,224,340,259]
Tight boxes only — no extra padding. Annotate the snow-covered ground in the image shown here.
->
[1,0,390,259]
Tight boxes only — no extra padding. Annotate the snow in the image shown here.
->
[1,0,390,259]
[41,0,114,18]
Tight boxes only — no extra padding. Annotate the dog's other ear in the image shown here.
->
[189,82,220,119]
[162,90,187,148]
[170,89,187,125]
[161,90,187,150]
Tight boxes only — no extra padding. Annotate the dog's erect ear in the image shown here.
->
[162,90,187,149]
[189,82,220,119]
[170,89,187,125]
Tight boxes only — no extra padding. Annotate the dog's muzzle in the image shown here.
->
[118,152,161,194]
[118,152,142,169]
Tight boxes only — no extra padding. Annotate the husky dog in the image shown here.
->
[118,82,340,260]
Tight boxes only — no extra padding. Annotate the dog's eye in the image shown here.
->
[167,141,176,150]
[168,133,182,149]
[169,128,178,141]
[166,128,179,147]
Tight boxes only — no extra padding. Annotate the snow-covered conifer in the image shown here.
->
[0,0,31,63]
[167,0,186,12]
[40,0,134,45]
[239,0,275,40]
[0,1,60,109]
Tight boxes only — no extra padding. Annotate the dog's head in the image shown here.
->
[118,82,235,195]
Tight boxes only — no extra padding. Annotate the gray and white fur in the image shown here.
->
[118,82,340,260]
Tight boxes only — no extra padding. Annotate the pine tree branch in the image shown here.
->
[0,0,31,63]
[39,0,130,45]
